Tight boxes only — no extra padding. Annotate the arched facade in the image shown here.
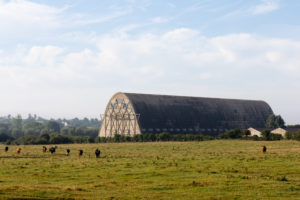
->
[99,92,274,137]
[99,92,141,137]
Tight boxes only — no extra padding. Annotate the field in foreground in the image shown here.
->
[0,140,300,199]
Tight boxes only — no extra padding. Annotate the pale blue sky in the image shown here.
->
[0,0,300,124]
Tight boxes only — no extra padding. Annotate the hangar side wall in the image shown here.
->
[124,93,273,135]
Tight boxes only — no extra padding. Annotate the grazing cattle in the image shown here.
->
[262,146,267,153]
[16,148,21,154]
[66,149,70,156]
[42,146,47,153]
[5,146,8,152]
[95,149,101,158]
[49,147,56,154]
[78,149,83,156]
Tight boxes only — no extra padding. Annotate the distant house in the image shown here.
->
[271,128,286,137]
[248,127,299,138]
[63,121,69,127]
[271,128,299,138]
[248,128,265,137]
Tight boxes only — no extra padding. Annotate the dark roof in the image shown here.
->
[251,127,299,133]
[124,93,273,134]
[252,128,271,132]
[283,128,299,133]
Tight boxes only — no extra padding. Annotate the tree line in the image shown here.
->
[0,114,100,144]
[1,114,299,145]
[2,128,300,145]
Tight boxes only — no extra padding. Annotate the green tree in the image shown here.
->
[24,121,44,130]
[0,122,10,135]
[40,133,50,142]
[242,129,251,137]
[219,129,242,139]
[75,127,86,136]
[23,121,44,136]
[11,128,24,139]
[0,133,12,142]
[46,121,61,133]
[49,134,72,144]
[158,132,171,141]
[11,115,23,131]
[265,114,285,128]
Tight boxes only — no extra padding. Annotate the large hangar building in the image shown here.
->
[98,92,273,137]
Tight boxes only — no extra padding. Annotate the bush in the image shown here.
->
[0,133,13,142]
[95,137,108,143]
[261,130,282,141]
[13,135,39,145]
[269,133,282,140]
[114,134,121,142]
[49,134,73,144]
[285,132,293,139]
[142,133,157,142]
[158,132,171,141]
[218,129,242,139]
[261,130,271,140]
[250,135,259,141]
[133,134,143,142]
[291,131,300,140]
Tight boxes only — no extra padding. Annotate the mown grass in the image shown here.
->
[0,140,300,199]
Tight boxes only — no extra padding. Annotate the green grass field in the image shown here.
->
[0,140,300,199]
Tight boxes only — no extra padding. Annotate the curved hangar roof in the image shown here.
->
[99,92,273,137]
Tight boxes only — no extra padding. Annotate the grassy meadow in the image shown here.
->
[0,140,300,199]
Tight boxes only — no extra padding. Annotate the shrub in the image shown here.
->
[261,130,282,141]
[0,133,13,142]
[133,134,143,142]
[293,132,300,140]
[13,135,39,145]
[158,132,171,141]
[218,129,242,139]
[49,134,73,144]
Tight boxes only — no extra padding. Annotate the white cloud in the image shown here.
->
[2,29,300,85]
[1,29,300,122]
[151,17,169,24]
[71,9,131,26]
[24,46,64,67]
[252,0,279,15]
[0,0,131,38]
[0,0,63,30]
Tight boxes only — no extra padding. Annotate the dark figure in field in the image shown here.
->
[49,147,56,154]
[95,148,101,158]
[66,149,70,156]
[78,149,83,156]
[5,146,8,152]
[262,146,267,153]
[16,148,21,154]
[42,146,47,153]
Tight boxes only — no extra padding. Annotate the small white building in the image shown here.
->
[248,127,299,138]
[271,127,299,138]
[271,128,287,137]
[248,127,263,137]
